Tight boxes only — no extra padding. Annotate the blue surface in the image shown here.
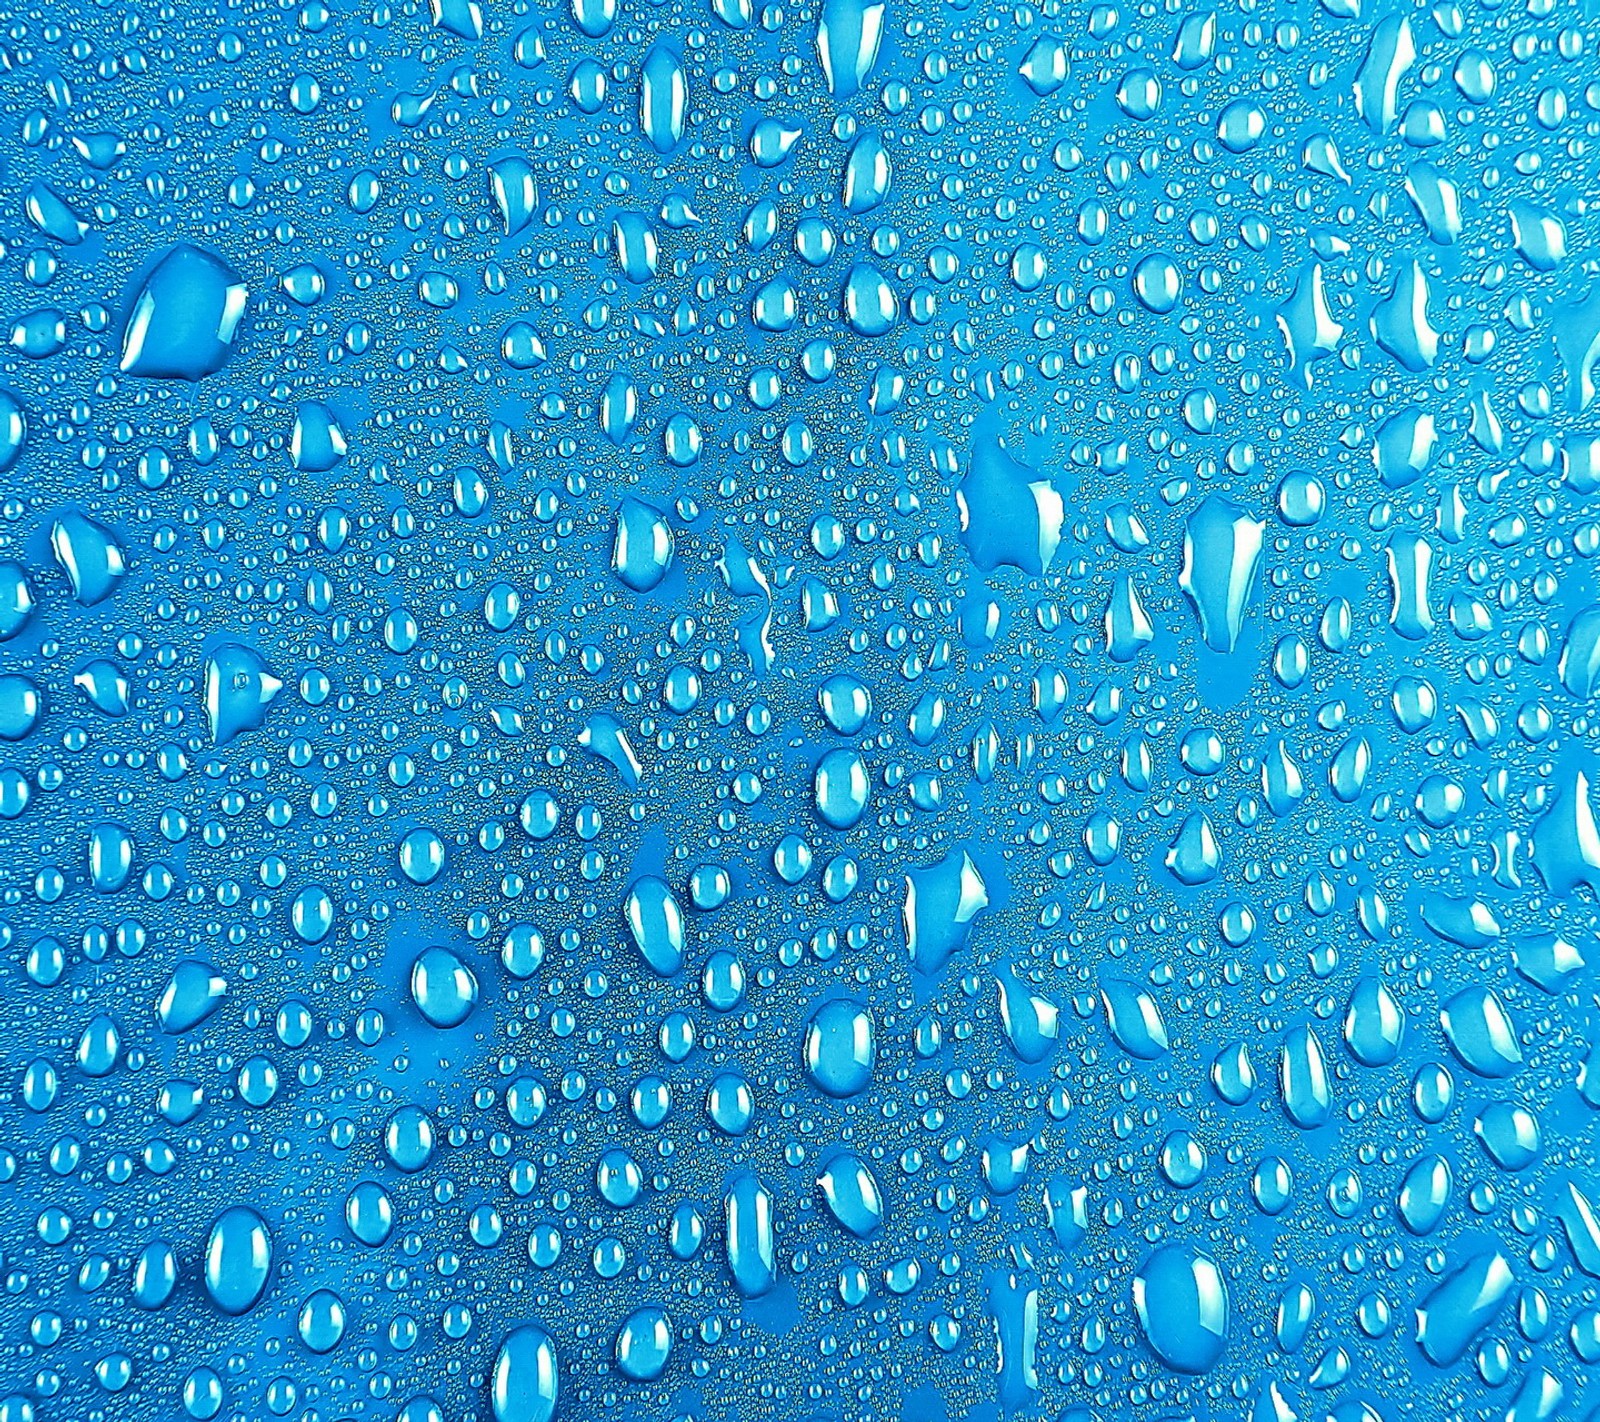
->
[1,1,1599,1419]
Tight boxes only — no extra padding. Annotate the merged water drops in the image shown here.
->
[1,0,1599,1419]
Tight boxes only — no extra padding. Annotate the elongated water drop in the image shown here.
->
[611,498,674,592]
[724,1172,777,1298]
[1179,495,1265,652]
[624,876,686,977]
[1279,1025,1332,1128]
[996,970,1059,1064]
[815,0,885,97]
[1101,979,1169,1060]
[1415,1250,1513,1365]
[1396,1154,1452,1236]
[204,1207,273,1316]
[614,1307,672,1381]
[639,46,687,154]
[1440,987,1522,1078]
[817,1153,885,1239]
[492,1324,559,1422]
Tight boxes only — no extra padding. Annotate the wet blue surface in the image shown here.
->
[1,1,1600,1420]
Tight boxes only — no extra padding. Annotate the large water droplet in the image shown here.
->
[624,876,687,976]
[803,999,877,1097]
[492,1324,559,1422]
[120,244,248,380]
[203,1207,273,1316]
[815,0,885,97]
[1132,1244,1230,1374]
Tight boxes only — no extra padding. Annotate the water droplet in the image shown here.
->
[803,999,877,1097]
[1133,1244,1230,1374]
[120,244,248,379]
[491,1324,559,1422]
[203,1207,273,1316]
